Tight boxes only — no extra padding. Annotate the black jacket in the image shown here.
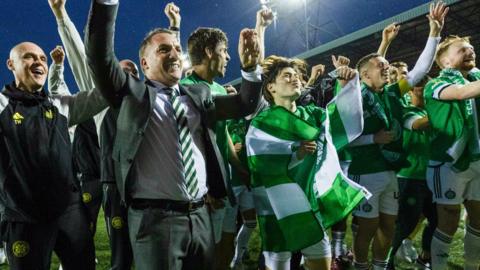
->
[72,118,101,182]
[0,83,78,222]
[0,81,108,222]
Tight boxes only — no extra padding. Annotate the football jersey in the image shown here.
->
[424,68,480,171]
[348,81,410,175]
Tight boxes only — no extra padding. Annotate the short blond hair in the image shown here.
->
[435,35,471,69]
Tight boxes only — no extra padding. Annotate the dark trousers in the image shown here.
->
[128,203,214,270]
[80,177,103,235]
[388,178,437,263]
[2,203,95,270]
[103,183,133,270]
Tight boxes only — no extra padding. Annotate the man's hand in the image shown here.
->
[331,55,350,69]
[224,85,237,95]
[382,23,400,45]
[164,2,181,28]
[297,141,317,160]
[306,64,325,87]
[238,29,260,70]
[336,66,357,88]
[374,129,394,144]
[48,0,67,19]
[233,142,243,153]
[50,46,65,65]
[428,1,449,37]
[256,8,274,29]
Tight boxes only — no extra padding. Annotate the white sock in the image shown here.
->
[232,219,256,264]
[465,225,480,270]
[430,229,453,270]
[331,230,346,258]
[372,259,388,270]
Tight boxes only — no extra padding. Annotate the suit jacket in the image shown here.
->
[85,1,262,204]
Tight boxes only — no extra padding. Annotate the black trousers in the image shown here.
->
[79,176,103,235]
[388,178,437,263]
[2,203,95,270]
[103,183,133,270]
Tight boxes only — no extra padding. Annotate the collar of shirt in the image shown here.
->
[149,80,180,95]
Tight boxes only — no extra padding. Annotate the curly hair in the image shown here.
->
[261,55,306,104]
[187,28,228,65]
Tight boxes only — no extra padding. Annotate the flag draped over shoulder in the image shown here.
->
[246,74,370,252]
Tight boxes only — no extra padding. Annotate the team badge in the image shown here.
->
[82,192,92,203]
[362,203,373,213]
[112,216,123,229]
[445,189,456,199]
[12,241,29,258]
[13,112,24,125]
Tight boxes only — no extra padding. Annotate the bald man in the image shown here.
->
[0,41,107,270]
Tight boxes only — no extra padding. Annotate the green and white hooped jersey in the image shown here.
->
[424,68,480,172]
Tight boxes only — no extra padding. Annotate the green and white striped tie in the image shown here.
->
[166,87,199,198]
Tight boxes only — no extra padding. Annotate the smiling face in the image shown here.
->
[363,56,390,91]
[208,41,230,78]
[441,40,476,72]
[267,67,302,104]
[7,42,48,92]
[141,32,182,86]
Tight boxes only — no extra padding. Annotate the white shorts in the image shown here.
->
[222,185,256,233]
[349,171,398,218]
[427,160,480,205]
[263,235,331,270]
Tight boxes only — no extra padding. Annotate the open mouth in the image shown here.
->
[168,62,181,71]
[31,67,45,76]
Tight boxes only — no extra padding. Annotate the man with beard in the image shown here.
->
[0,41,106,269]
[347,2,448,269]
[85,0,262,269]
[424,35,480,270]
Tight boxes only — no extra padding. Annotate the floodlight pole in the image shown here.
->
[304,0,309,50]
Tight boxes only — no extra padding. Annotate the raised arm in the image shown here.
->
[402,2,448,91]
[49,0,96,92]
[85,0,129,105]
[48,46,72,96]
[214,29,262,120]
[164,2,181,40]
[255,8,273,62]
[377,23,400,57]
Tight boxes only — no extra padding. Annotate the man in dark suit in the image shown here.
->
[85,0,262,269]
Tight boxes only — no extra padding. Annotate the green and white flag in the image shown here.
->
[246,74,370,252]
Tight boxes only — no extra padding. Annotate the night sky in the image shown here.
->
[1,0,431,91]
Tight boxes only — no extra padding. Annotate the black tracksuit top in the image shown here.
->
[0,83,79,223]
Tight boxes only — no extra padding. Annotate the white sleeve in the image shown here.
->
[406,37,440,87]
[348,134,375,146]
[96,0,118,4]
[48,63,72,96]
[57,17,95,92]
[241,65,262,82]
